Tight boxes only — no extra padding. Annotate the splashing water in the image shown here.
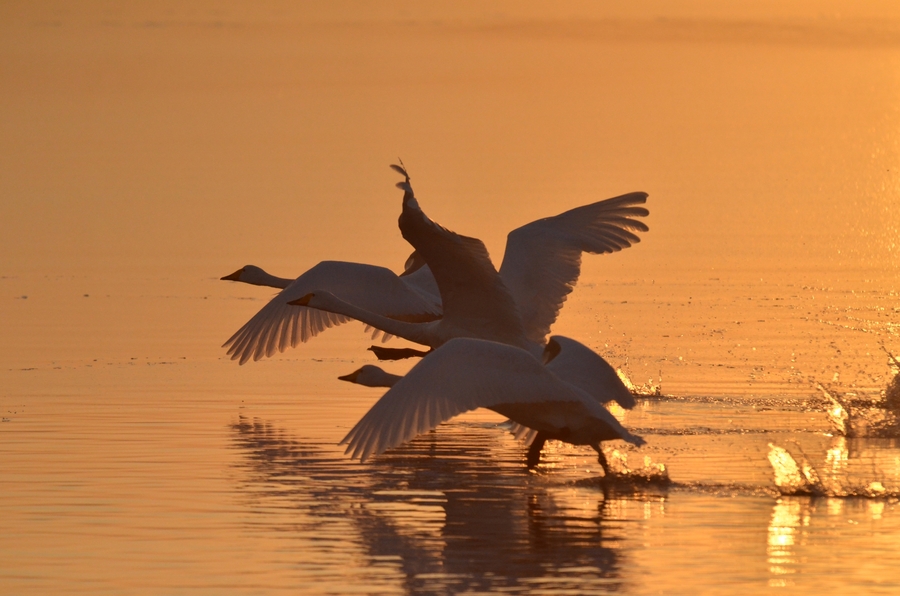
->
[616,368,662,397]
[606,449,671,485]
[767,443,899,498]
[818,354,900,437]
[767,444,825,496]
[819,384,851,437]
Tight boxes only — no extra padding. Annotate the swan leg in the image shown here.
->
[593,444,610,476]
[526,433,548,469]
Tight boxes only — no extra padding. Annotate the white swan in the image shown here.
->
[220,260,441,364]
[338,333,636,467]
[339,338,644,474]
[224,165,647,363]
[394,163,648,347]
[289,165,648,352]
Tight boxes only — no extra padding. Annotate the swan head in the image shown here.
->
[338,364,400,388]
[220,265,279,287]
[220,266,249,281]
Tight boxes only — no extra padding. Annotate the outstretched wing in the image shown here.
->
[223,261,442,364]
[544,335,636,409]
[341,338,613,462]
[395,175,527,347]
[499,192,649,344]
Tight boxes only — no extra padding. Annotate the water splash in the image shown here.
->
[616,368,662,397]
[818,350,900,437]
[767,443,900,498]
[606,449,671,485]
[767,444,824,496]
[819,384,852,436]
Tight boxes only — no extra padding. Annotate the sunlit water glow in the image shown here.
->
[4,1,900,594]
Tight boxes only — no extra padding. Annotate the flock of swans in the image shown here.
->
[221,164,650,474]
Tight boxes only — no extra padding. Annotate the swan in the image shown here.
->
[394,163,648,347]
[338,338,645,474]
[224,165,647,363]
[338,334,636,467]
[289,165,648,352]
[220,259,441,364]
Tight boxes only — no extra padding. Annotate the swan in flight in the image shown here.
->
[220,259,441,364]
[290,165,648,352]
[338,338,645,474]
[338,334,636,467]
[224,165,647,363]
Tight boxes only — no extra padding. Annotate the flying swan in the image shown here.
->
[290,165,648,352]
[339,334,638,467]
[338,337,644,473]
[220,257,441,364]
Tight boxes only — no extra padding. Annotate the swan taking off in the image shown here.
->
[290,165,647,354]
[220,260,441,364]
[339,338,645,475]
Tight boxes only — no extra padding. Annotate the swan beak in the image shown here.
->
[220,268,244,281]
[287,293,314,306]
[338,369,361,383]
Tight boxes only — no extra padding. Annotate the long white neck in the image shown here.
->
[305,291,439,348]
[233,265,293,289]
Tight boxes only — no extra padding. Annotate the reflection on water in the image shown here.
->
[767,498,808,585]
[826,436,850,479]
[226,411,900,594]
[230,417,629,594]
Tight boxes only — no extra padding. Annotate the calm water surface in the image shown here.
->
[3,2,900,594]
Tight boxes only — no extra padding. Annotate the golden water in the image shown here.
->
[3,2,900,594]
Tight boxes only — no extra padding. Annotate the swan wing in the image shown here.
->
[398,264,441,306]
[396,178,526,345]
[223,261,442,364]
[341,338,605,461]
[499,192,649,344]
[544,335,636,409]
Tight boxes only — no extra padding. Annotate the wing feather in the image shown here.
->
[499,192,649,344]
[223,261,442,364]
[545,335,636,409]
[340,338,619,461]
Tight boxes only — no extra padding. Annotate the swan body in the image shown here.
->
[338,334,635,410]
[340,338,644,473]
[394,164,648,347]
[221,261,441,364]
[339,333,637,465]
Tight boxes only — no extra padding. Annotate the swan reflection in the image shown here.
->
[228,416,664,594]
